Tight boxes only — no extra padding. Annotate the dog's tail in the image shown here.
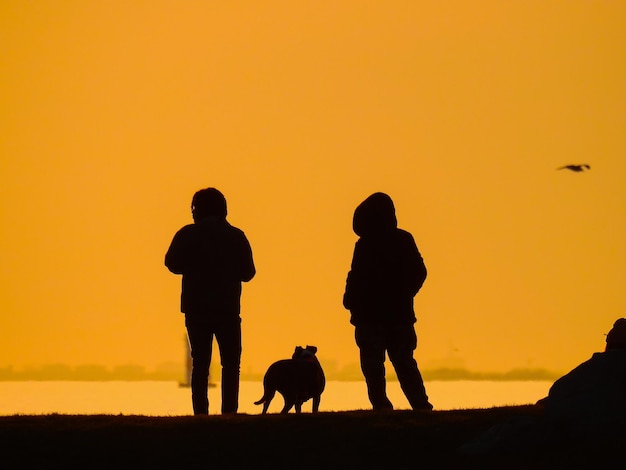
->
[254,389,275,406]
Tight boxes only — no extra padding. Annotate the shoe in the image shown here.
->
[412,401,433,411]
[372,396,394,411]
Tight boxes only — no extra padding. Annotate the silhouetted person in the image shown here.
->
[539,317,626,423]
[461,318,626,455]
[165,188,255,415]
[343,192,432,411]
[605,318,626,351]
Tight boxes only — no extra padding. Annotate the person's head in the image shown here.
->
[352,192,398,237]
[191,188,227,222]
[606,318,626,351]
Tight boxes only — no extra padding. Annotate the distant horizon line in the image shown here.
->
[0,364,563,382]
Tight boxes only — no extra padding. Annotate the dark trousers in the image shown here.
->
[185,316,242,415]
[355,323,431,410]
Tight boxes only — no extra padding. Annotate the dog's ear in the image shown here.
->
[306,345,318,354]
[291,346,304,359]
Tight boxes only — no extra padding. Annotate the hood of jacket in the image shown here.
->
[352,192,398,237]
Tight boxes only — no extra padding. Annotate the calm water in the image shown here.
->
[0,380,552,416]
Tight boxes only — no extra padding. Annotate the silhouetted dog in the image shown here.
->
[254,345,325,414]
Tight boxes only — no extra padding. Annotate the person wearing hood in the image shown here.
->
[343,192,432,411]
[165,187,256,415]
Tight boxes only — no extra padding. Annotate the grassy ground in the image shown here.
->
[0,406,623,469]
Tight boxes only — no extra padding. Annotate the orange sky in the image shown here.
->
[1,1,625,377]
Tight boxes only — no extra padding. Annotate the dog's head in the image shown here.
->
[292,345,318,360]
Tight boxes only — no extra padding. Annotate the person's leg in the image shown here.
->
[355,325,393,410]
[215,318,242,414]
[387,325,432,410]
[185,319,214,415]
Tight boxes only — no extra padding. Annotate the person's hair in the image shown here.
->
[191,188,227,220]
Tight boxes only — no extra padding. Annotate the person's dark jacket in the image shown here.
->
[343,193,426,326]
[165,216,255,321]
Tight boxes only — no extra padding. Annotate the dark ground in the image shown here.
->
[0,406,623,469]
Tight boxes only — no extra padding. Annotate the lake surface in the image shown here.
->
[0,380,552,416]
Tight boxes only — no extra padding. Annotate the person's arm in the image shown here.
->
[342,242,362,310]
[239,233,256,282]
[164,229,188,275]
[412,246,427,295]
[404,232,427,296]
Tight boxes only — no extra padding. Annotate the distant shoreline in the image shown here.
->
[0,366,562,382]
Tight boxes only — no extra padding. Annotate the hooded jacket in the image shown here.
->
[343,193,427,326]
[165,216,255,320]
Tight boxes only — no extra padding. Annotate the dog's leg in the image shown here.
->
[281,399,294,414]
[312,395,321,413]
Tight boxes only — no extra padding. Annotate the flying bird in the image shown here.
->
[557,164,591,172]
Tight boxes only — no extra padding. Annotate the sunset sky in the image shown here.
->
[1,1,625,379]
